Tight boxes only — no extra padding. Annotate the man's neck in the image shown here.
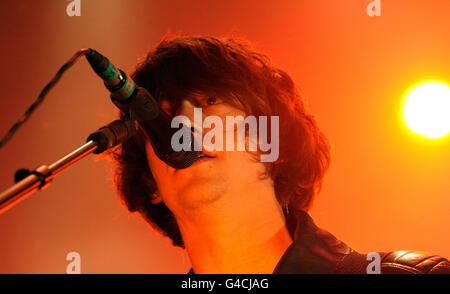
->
[176,185,293,274]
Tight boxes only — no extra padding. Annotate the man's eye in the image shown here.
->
[206,97,217,105]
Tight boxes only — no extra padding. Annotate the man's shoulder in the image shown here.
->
[334,249,450,274]
[274,210,450,274]
[376,250,450,274]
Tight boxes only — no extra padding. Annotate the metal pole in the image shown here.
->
[0,140,98,215]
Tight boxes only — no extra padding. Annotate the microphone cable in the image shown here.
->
[0,48,92,150]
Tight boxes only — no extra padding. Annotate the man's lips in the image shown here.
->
[197,153,214,160]
[173,152,214,172]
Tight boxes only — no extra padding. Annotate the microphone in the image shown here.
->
[85,49,201,169]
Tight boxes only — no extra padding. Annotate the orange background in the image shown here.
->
[0,0,448,273]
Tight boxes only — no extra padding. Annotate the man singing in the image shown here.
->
[110,35,450,274]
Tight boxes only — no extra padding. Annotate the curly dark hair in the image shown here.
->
[110,35,331,248]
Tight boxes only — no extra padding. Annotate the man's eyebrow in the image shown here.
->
[187,92,206,103]
[160,93,224,113]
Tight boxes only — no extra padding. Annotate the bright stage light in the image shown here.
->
[403,81,450,139]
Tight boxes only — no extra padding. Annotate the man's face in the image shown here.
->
[144,94,272,218]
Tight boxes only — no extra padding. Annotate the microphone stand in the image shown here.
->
[0,119,138,215]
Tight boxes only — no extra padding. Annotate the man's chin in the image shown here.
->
[174,184,226,211]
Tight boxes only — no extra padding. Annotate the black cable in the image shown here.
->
[0,48,92,150]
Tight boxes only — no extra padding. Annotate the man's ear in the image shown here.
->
[150,191,163,204]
